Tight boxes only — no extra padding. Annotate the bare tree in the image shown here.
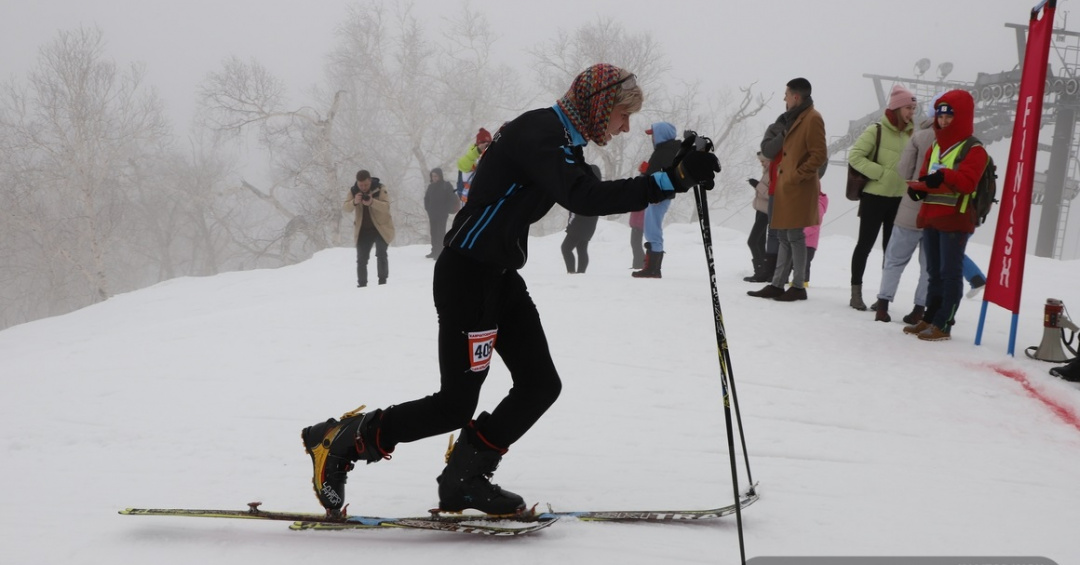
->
[0,27,170,328]
[196,1,524,256]
[327,0,526,246]
[198,56,348,261]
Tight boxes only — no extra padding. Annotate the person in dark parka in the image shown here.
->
[424,167,458,259]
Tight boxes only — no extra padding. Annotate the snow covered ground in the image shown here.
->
[2,219,1078,564]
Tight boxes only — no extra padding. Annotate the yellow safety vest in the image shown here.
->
[923,142,970,213]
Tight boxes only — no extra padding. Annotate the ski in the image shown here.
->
[290,514,558,536]
[542,486,759,522]
[121,487,756,536]
[119,502,555,537]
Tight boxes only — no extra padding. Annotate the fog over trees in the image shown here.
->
[0,1,765,330]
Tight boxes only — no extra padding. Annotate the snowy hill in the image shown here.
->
[2,220,1078,564]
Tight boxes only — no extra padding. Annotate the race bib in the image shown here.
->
[467,329,497,372]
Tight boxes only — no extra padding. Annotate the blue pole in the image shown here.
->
[1008,313,1020,357]
[975,300,989,345]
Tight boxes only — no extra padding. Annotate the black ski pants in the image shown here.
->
[381,249,562,451]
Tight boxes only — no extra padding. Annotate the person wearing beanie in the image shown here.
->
[455,128,493,203]
[632,121,680,279]
[300,63,720,517]
[845,83,917,312]
[904,89,989,341]
[872,92,938,323]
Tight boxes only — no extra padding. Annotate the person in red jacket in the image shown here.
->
[903,89,988,341]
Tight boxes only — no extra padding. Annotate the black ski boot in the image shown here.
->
[301,406,392,514]
[437,414,526,515]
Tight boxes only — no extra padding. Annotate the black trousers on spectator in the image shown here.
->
[356,229,388,286]
[427,213,448,256]
[851,193,901,285]
[561,233,591,273]
[748,210,768,266]
[379,249,562,450]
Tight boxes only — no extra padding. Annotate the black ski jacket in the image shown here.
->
[444,107,669,269]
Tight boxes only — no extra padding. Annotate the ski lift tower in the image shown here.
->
[999,21,1080,258]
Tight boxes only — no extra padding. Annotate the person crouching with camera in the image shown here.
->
[346,169,395,287]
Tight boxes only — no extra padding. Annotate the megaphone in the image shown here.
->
[1025,298,1079,362]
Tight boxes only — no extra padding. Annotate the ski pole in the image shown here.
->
[680,131,754,565]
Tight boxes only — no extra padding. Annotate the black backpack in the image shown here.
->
[955,136,998,227]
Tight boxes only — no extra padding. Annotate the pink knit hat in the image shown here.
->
[887,84,917,110]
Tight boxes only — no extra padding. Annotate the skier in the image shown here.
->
[301,63,720,516]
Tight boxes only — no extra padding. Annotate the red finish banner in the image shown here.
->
[985,0,1055,313]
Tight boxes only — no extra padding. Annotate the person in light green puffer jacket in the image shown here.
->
[846,84,917,311]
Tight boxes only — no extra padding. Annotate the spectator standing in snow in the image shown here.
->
[631,122,680,279]
[424,167,458,259]
[847,85,917,311]
[748,77,826,301]
[903,90,988,341]
[301,63,719,517]
[744,118,787,283]
[345,170,395,287]
[744,152,770,281]
[561,164,602,273]
[873,97,935,323]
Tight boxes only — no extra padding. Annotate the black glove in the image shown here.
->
[919,171,944,189]
[667,151,721,193]
[907,187,926,201]
[747,178,759,188]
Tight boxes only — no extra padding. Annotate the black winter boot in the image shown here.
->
[874,300,891,322]
[743,253,776,283]
[632,250,663,278]
[301,406,392,513]
[902,305,925,325]
[437,414,526,515]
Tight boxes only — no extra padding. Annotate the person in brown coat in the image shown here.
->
[344,169,395,287]
[749,77,826,301]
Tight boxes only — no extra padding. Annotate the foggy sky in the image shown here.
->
[0,0,1054,137]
